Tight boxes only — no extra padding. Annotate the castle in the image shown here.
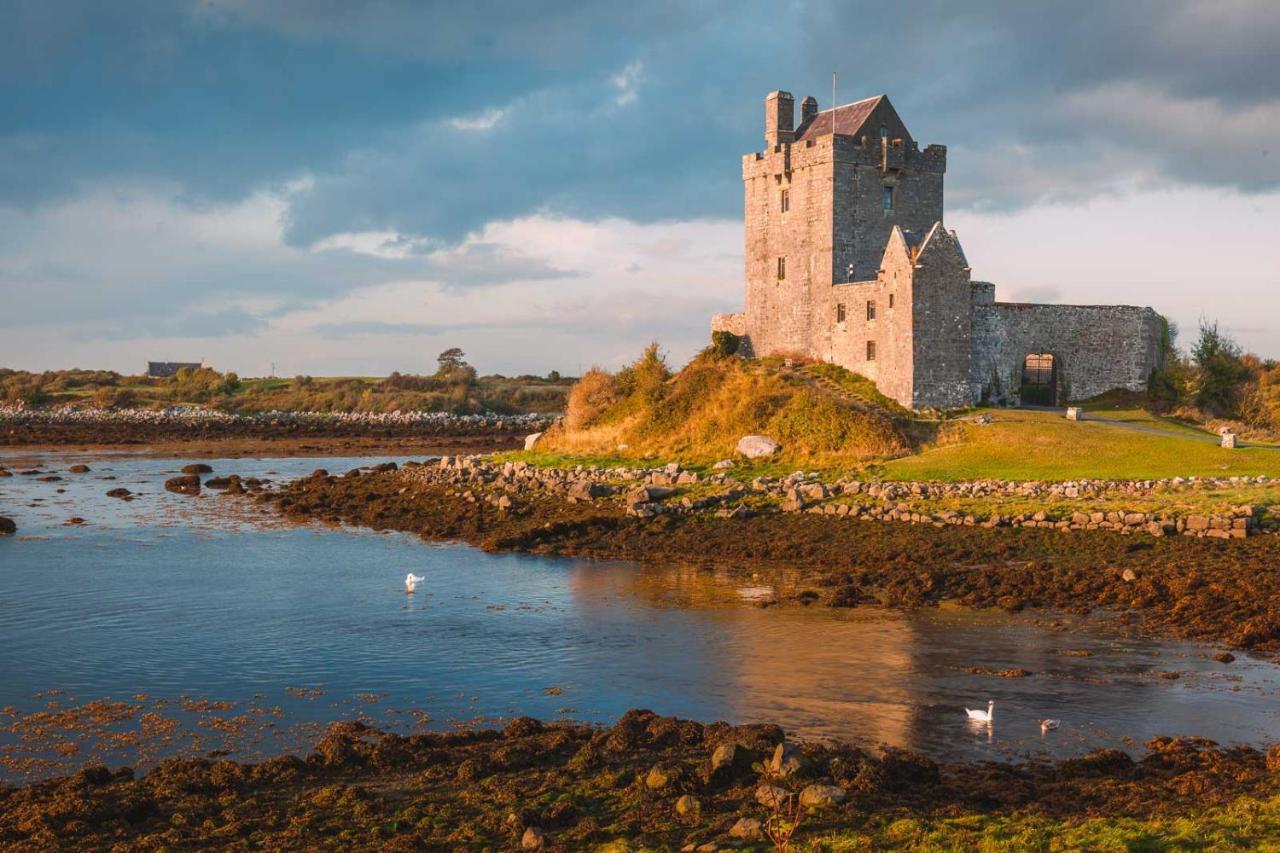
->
[712,90,1165,409]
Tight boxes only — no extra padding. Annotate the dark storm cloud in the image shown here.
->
[0,0,1277,348]
[4,0,1276,226]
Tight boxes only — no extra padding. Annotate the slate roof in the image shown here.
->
[793,95,884,141]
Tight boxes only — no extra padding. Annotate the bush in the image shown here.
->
[564,368,619,430]
[710,330,740,359]
[1191,321,1251,416]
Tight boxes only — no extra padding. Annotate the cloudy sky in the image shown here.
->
[3,0,1278,377]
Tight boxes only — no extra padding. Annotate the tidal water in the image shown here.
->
[2,450,1279,780]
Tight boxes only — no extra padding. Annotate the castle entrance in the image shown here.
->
[1021,353,1057,406]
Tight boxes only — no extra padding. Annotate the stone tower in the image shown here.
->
[739,91,948,361]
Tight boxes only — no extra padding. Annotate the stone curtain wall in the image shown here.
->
[970,303,1164,405]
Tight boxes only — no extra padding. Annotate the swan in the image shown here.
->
[405,573,425,593]
[965,700,995,722]
[1040,719,1060,733]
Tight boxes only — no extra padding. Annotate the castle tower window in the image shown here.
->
[882,185,894,211]
[836,303,846,323]
[777,257,786,280]
[780,189,789,212]
[866,300,876,321]
[866,341,877,361]
[888,293,895,308]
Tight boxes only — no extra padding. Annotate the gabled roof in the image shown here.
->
[914,221,970,268]
[794,95,885,141]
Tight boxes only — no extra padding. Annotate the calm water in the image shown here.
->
[2,450,1278,779]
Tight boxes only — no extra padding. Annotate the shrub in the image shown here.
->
[564,368,619,430]
[710,330,740,359]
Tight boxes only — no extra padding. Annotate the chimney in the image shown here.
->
[764,91,795,147]
[800,95,818,125]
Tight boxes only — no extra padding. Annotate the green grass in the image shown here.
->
[877,409,1280,482]
[804,794,1280,850]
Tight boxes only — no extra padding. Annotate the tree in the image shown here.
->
[1191,321,1250,416]
[436,348,467,375]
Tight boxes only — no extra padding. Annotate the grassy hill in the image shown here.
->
[536,346,910,467]
[532,346,1280,482]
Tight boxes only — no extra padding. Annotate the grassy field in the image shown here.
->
[877,408,1280,482]
[809,794,1280,850]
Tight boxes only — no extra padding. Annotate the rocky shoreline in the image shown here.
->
[0,406,553,448]
[2,709,1276,850]
[421,455,1277,539]
[260,457,1280,651]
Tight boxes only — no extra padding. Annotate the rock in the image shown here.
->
[496,494,513,510]
[1121,568,1137,583]
[164,475,201,496]
[521,825,545,849]
[204,477,232,489]
[1213,652,1236,664]
[0,517,15,536]
[799,784,846,808]
[712,459,735,469]
[674,794,699,817]
[729,818,762,840]
[736,434,780,459]
[106,488,133,499]
[0,468,10,477]
[769,741,807,777]
[524,432,543,451]
[706,737,752,783]
[568,481,611,501]
[65,517,86,525]
[755,783,789,809]
[180,463,213,474]
[626,485,675,506]
[68,464,91,473]
[1065,407,1083,421]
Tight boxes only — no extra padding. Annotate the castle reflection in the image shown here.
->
[561,560,1256,760]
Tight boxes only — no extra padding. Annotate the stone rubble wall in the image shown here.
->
[969,302,1164,405]
[403,457,1276,541]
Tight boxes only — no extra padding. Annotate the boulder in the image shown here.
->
[524,432,543,451]
[706,742,756,786]
[68,464,91,473]
[736,435,780,459]
[712,459,735,469]
[0,516,15,536]
[755,783,789,809]
[204,477,232,490]
[521,825,545,849]
[674,794,699,817]
[728,818,762,840]
[105,488,133,499]
[164,475,201,496]
[0,468,11,477]
[799,784,846,808]
[769,741,808,778]
[180,463,213,474]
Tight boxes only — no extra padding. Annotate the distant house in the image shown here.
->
[147,361,202,378]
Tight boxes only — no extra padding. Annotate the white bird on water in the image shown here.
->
[965,700,995,722]
[1041,719,1061,733]
[405,573,425,593]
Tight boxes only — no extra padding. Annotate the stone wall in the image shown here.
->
[971,302,1164,405]
[910,227,973,409]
